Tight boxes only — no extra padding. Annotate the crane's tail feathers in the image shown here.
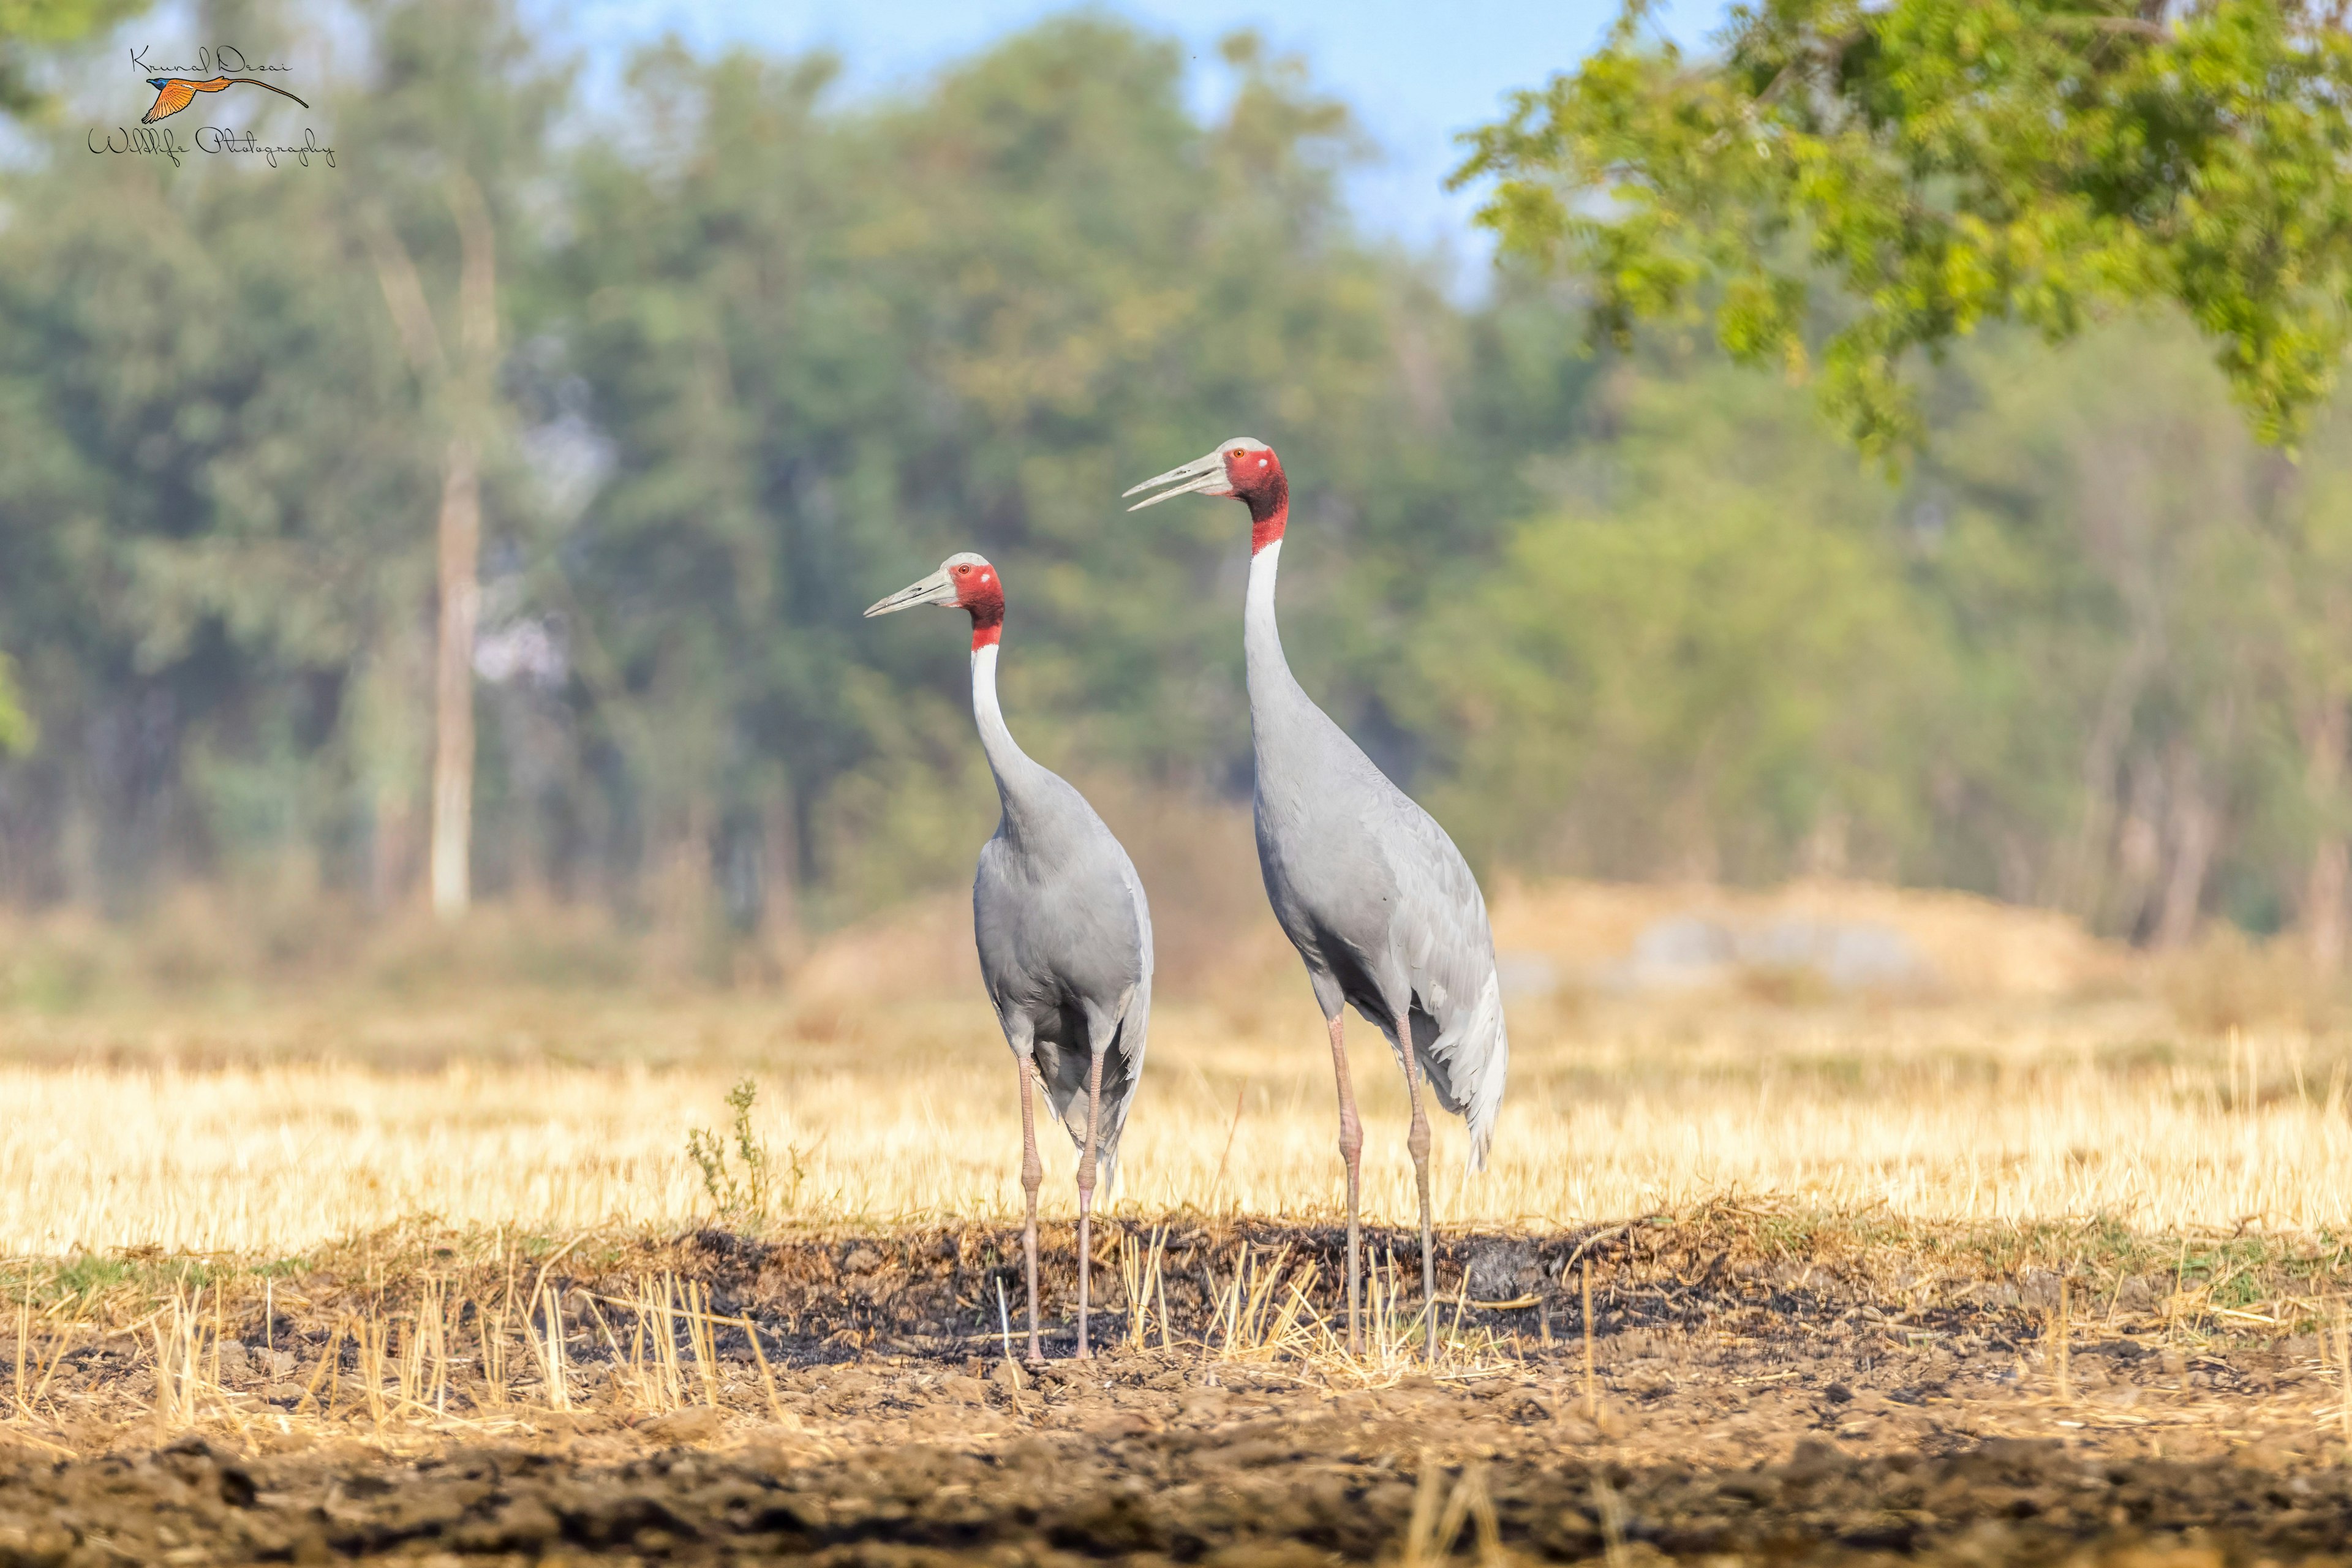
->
[1419,968,1509,1177]
[1465,971,1509,1174]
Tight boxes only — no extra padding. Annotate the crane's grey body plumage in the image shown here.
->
[970,699,1153,1186]
[864,549,1150,1360]
[1245,540,1506,1166]
[1125,437,1506,1359]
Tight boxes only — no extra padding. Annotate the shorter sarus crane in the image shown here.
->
[865,552,1153,1362]
[1127,441,1507,1359]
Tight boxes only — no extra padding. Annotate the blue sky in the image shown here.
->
[542,0,1729,280]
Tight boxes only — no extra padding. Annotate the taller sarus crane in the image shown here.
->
[1126,440,1506,1359]
[865,552,1152,1362]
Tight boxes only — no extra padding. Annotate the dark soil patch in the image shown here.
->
[2,1213,2345,1562]
[6,1422,2351,1564]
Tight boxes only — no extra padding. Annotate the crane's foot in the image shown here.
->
[1328,1015,1366,1360]
[1016,1052,1048,1363]
[1075,1210,1093,1360]
[1409,1119,1436,1362]
[1344,1166,1363,1359]
[1396,1014,1439,1366]
[1023,1230,1045,1366]
[1345,1213,1362,1357]
[1074,1049,1104,1362]
[1412,1136,1438,1362]
[1022,1209,1045,1365]
[1417,1204,1437,1364]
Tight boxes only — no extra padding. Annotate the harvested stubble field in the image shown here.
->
[6,883,2352,1563]
[6,995,2352,1256]
[7,1211,2352,1565]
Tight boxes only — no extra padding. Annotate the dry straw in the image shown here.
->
[2337,1301,2351,1458]
[1402,1455,1504,1568]
[1582,1261,1597,1421]
[6,1270,807,1449]
[1118,1226,1168,1351]
[2052,1279,2071,1402]
[6,996,2352,1256]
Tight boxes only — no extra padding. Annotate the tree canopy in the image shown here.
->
[1457,0,2352,455]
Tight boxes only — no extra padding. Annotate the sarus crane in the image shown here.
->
[865,552,1153,1362]
[1126,440,1506,1359]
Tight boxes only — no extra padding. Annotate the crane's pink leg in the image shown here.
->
[1016,1056,1045,1365]
[1396,1011,1437,1363]
[1074,1049,1106,1360]
[1326,1016,1364,1355]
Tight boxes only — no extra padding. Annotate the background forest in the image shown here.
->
[4,0,2350,990]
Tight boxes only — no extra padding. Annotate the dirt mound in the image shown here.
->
[797,873,2128,1009]
[791,788,1291,1008]
[1490,877,2127,1000]
[789,890,984,1006]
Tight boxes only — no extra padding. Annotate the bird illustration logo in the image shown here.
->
[140,76,308,125]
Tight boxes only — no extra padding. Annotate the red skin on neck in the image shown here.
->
[959,565,1006,649]
[1251,500,1287,556]
[1229,448,1289,554]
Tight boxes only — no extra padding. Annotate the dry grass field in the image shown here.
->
[7,880,2352,1563]
[6,993,2352,1258]
[2,875,2346,1258]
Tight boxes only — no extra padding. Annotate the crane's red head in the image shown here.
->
[862,551,1006,649]
[1123,435,1289,554]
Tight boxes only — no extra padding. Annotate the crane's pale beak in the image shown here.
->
[1123,449,1234,510]
[863,567,958,618]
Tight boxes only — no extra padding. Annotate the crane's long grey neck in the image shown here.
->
[1245,538,1308,712]
[970,643,1050,826]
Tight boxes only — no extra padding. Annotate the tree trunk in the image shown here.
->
[370,781,414,913]
[2154,742,2218,951]
[2113,753,2165,938]
[370,176,500,924]
[1800,806,1849,880]
[2062,618,2162,917]
[2307,837,2346,971]
[763,780,804,962]
[2062,459,2165,918]
[2304,699,2348,971]
[429,434,481,921]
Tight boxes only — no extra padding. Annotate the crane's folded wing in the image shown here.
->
[1380,797,1510,1170]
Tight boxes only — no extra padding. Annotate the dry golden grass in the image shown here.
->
[4,984,2352,1257]
[10,880,2352,1516]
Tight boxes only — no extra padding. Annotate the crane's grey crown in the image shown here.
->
[862,552,995,618]
[1123,437,1270,511]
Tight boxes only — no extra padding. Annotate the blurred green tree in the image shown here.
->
[7,0,2346,968]
[0,652,31,755]
[1407,352,1941,883]
[0,77,428,906]
[1918,323,2290,941]
[548,21,1596,929]
[343,0,567,919]
[1456,0,2352,456]
[0,0,146,116]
